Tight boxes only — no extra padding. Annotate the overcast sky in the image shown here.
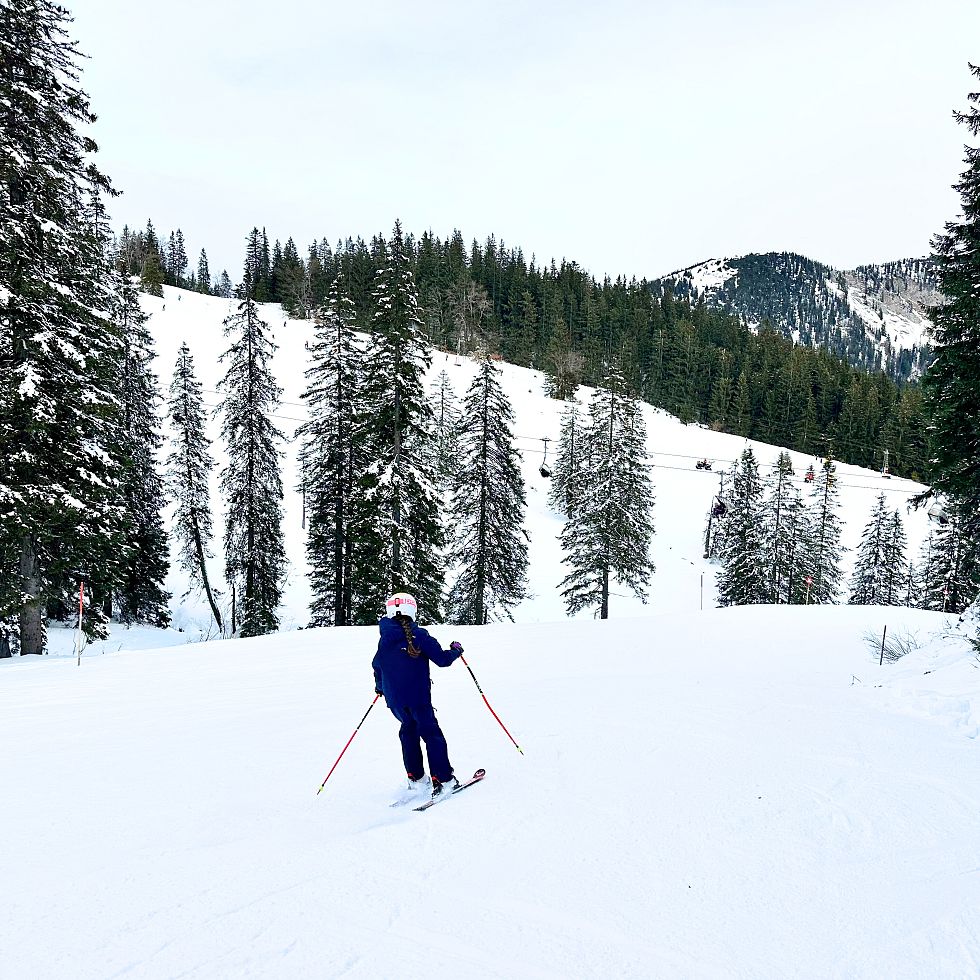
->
[72,0,980,284]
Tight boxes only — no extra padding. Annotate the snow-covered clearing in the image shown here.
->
[3,287,977,978]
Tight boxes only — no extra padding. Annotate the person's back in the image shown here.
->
[372,616,447,709]
[371,593,464,801]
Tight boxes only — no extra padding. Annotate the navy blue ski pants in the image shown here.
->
[392,703,453,783]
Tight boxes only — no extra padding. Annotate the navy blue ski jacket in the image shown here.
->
[372,616,460,712]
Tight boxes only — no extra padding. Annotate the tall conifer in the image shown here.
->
[217,269,286,635]
[559,361,655,618]
[297,273,363,627]
[923,64,980,537]
[0,0,125,653]
[166,342,222,631]
[354,221,445,622]
[717,447,769,606]
[807,460,846,603]
[114,276,171,625]
[448,352,529,624]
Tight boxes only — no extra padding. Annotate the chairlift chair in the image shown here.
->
[539,436,552,478]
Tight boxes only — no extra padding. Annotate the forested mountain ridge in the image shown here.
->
[653,253,939,381]
[116,224,933,481]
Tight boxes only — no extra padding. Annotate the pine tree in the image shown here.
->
[849,493,890,604]
[559,361,655,618]
[919,510,980,613]
[717,447,769,606]
[140,220,164,296]
[114,275,171,625]
[354,220,445,622]
[542,311,582,400]
[196,249,211,294]
[429,369,460,496]
[807,460,846,603]
[166,342,222,631]
[761,452,796,602]
[297,273,363,627]
[217,269,286,636]
[167,229,188,287]
[781,484,811,604]
[0,0,127,654]
[276,237,307,317]
[549,400,585,518]
[881,508,909,606]
[447,352,529,624]
[922,64,980,538]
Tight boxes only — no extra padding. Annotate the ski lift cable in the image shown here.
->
[194,395,922,491]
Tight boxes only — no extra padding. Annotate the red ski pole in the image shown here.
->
[316,694,380,795]
[460,654,524,755]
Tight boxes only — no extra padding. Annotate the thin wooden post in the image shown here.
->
[75,580,84,666]
[879,625,888,666]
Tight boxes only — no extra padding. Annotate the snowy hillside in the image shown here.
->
[655,253,938,380]
[137,286,935,640]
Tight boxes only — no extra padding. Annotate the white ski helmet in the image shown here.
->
[385,592,417,621]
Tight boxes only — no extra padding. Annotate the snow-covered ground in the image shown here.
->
[3,606,978,978]
[3,287,977,979]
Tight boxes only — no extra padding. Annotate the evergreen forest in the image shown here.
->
[118,222,932,482]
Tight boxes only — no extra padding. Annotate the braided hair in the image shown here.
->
[394,611,421,658]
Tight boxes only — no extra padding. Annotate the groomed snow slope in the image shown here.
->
[2,605,979,979]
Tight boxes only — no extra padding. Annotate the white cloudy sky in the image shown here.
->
[73,0,980,283]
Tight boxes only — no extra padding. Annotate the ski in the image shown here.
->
[413,768,486,812]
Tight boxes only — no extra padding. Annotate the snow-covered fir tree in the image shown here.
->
[780,484,811,604]
[0,0,126,655]
[217,270,286,636]
[922,64,980,541]
[807,460,846,603]
[114,275,171,626]
[166,342,222,631]
[559,360,655,619]
[716,447,769,606]
[918,509,980,614]
[447,351,529,624]
[429,369,460,496]
[196,250,211,294]
[166,229,188,288]
[549,400,584,518]
[880,508,910,606]
[353,221,445,623]
[761,452,798,603]
[849,493,891,604]
[297,273,364,627]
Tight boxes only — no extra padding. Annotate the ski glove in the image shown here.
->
[375,688,384,697]
[450,641,464,655]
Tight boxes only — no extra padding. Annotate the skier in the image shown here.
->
[372,593,464,801]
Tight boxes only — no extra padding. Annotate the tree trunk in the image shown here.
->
[18,535,44,655]
[191,515,222,632]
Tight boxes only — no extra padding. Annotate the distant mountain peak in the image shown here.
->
[653,252,938,380]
